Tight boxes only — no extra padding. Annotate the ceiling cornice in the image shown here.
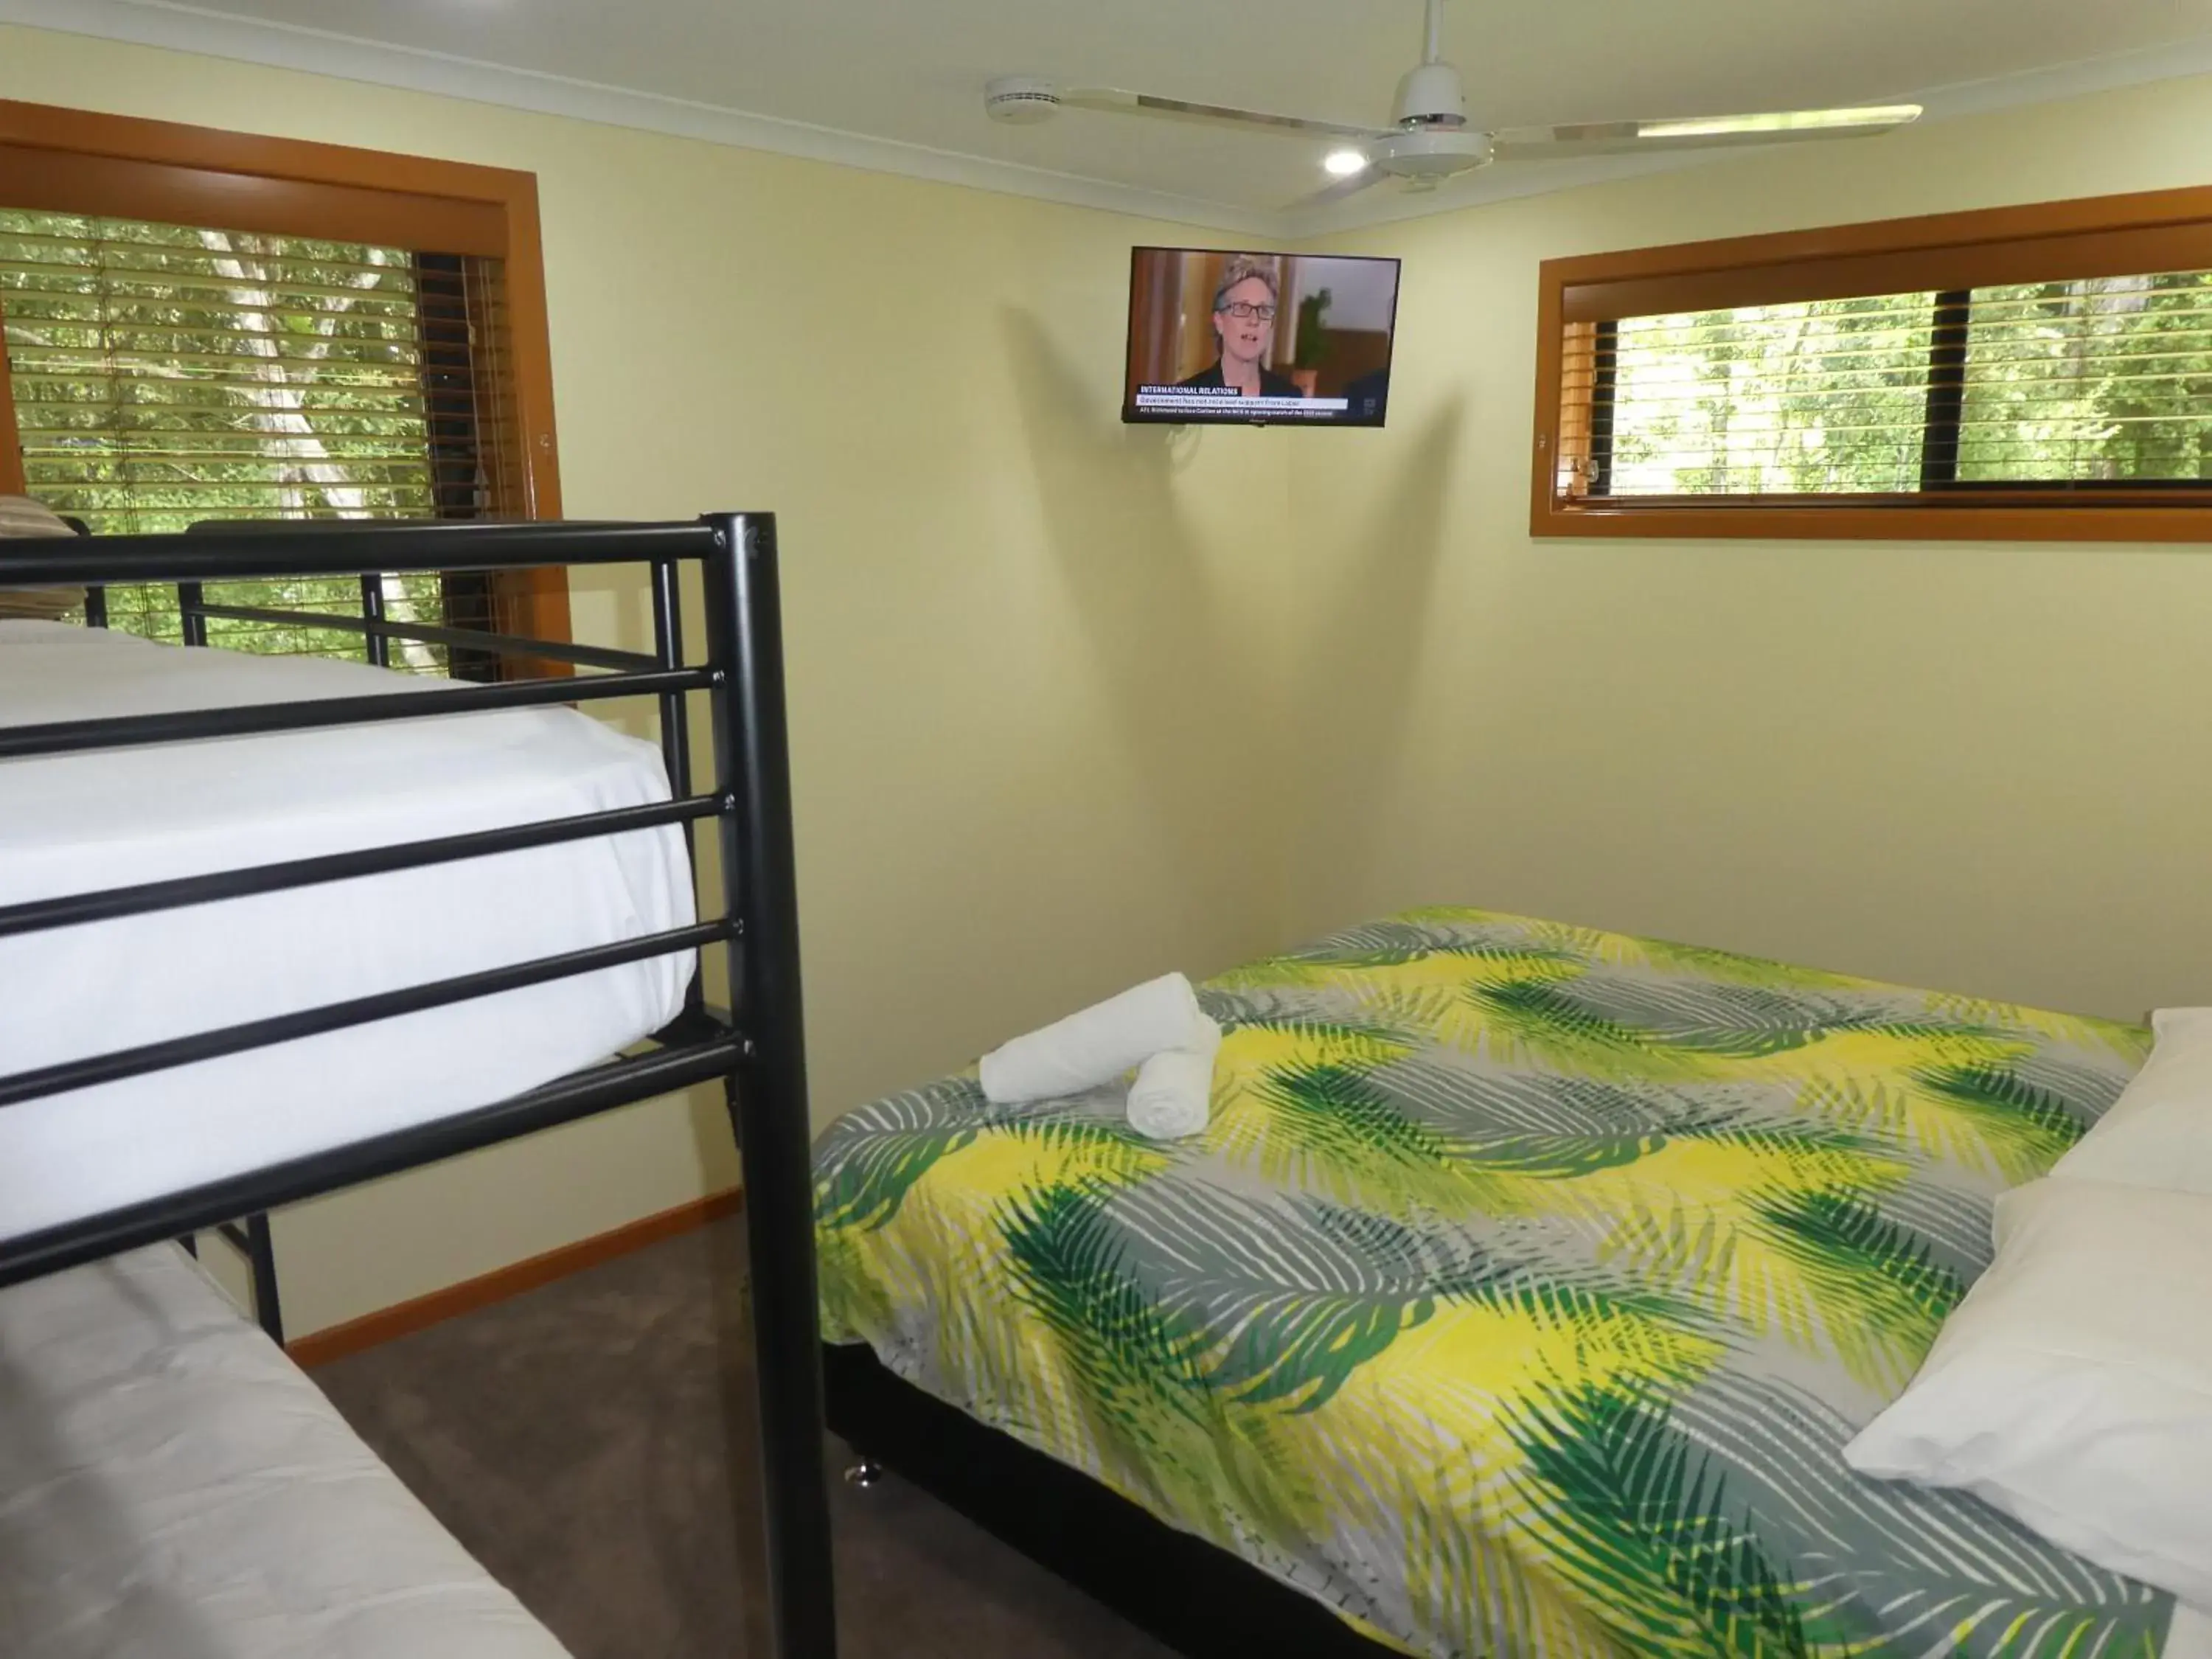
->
[10,0,2212,246]
[0,0,1285,237]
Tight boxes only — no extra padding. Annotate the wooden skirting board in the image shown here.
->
[287,1188,743,1368]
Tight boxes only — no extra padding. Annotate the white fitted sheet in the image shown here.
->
[0,622,696,1242]
[0,1242,572,1658]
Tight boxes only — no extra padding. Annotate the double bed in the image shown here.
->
[816,907,2200,1659]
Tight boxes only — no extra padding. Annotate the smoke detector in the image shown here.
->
[984,76,1062,125]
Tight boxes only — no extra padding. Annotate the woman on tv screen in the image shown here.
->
[1177,257,1301,399]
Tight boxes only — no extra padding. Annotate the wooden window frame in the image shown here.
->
[0,97,569,639]
[1531,184,2212,543]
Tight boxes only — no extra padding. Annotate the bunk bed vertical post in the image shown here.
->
[358,574,392,668]
[177,581,208,647]
[243,1211,285,1340]
[651,556,706,1021]
[700,510,838,1659]
[170,561,285,1331]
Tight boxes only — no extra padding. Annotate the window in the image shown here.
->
[1,211,505,667]
[0,97,565,657]
[1533,186,2212,540]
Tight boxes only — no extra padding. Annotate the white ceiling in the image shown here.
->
[13,0,2212,235]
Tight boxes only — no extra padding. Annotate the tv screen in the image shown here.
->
[1122,247,1402,428]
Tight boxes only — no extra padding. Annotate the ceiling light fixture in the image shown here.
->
[981,0,1922,214]
[1637,104,1923,139]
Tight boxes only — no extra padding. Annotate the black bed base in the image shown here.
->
[824,1342,1399,1659]
[0,515,837,1659]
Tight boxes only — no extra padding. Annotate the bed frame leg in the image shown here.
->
[214,1213,285,1344]
[243,1212,284,1344]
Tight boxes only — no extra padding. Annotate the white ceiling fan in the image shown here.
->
[984,0,1921,212]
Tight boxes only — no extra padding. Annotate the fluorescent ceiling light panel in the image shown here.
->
[1638,104,1923,139]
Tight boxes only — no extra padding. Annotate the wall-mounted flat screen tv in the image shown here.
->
[1122,247,1402,428]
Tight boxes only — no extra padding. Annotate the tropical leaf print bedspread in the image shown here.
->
[813,908,2168,1659]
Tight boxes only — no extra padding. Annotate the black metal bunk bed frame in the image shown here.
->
[0,513,838,1659]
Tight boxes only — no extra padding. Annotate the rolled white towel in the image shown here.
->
[979,973,1208,1105]
[1127,1018,1223,1142]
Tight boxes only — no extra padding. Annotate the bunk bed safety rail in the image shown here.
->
[0,511,837,1659]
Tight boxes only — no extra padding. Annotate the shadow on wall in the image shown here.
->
[995,305,1275,961]
[1284,395,1464,931]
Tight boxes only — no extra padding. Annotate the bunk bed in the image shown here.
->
[0,515,836,1659]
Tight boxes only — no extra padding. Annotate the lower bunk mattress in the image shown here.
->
[0,620,695,1242]
[0,1242,569,1657]
[815,907,2206,1659]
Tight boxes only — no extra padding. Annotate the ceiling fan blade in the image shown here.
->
[1491,103,1921,160]
[1061,86,1383,142]
[1285,170,1384,214]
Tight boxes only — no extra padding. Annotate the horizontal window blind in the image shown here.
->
[0,209,498,667]
[1580,271,2212,500]
[1536,187,2212,539]
[1593,293,1940,496]
[1959,274,2212,482]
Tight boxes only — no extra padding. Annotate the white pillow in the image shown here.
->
[0,493,83,622]
[1843,1177,2212,1606]
[2055,1008,2212,1194]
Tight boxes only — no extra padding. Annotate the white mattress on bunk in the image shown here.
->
[0,1242,573,1657]
[0,620,696,1242]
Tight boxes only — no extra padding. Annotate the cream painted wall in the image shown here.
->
[1290,72,2212,1024]
[0,24,1291,1334]
[13,24,2212,1336]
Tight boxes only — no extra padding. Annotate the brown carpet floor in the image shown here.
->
[312,1216,1174,1659]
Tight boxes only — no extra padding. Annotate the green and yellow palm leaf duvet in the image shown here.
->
[813,909,2166,1659]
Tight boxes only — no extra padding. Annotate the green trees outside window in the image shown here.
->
[1,209,459,667]
[1599,272,2212,497]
